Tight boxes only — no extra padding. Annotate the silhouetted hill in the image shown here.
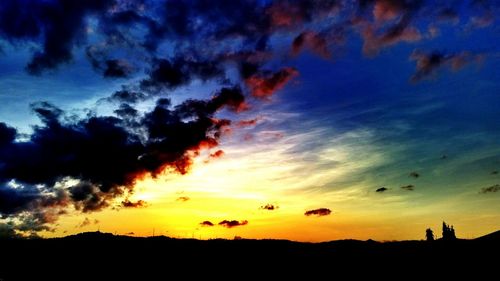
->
[475,230,500,241]
[1,231,498,280]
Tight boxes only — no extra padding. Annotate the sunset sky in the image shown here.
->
[0,0,499,241]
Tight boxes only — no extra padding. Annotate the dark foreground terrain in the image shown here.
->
[1,231,499,280]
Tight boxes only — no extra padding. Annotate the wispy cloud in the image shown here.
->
[480,184,500,194]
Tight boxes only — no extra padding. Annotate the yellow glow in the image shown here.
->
[43,127,500,241]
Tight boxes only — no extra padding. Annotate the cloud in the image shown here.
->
[0,0,115,74]
[76,217,99,228]
[140,57,226,92]
[266,0,341,29]
[304,208,332,216]
[410,50,485,82]
[107,90,147,104]
[357,0,425,55]
[361,24,421,56]
[218,220,248,228]
[400,185,415,191]
[0,223,21,238]
[121,199,147,208]
[245,67,299,99]
[409,171,420,178]
[200,221,214,227]
[236,118,260,127]
[291,31,330,58]
[0,0,493,78]
[176,196,190,202]
[103,59,134,78]
[480,184,500,194]
[260,204,279,210]
[0,86,245,231]
[376,187,388,192]
[209,150,225,159]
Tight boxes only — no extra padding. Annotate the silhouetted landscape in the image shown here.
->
[1,228,499,279]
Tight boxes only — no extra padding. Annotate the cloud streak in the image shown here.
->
[479,184,500,194]
[218,220,248,228]
[304,208,332,217]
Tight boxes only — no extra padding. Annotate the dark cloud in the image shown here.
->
[0,0,493,78]
[409,172,420,178]
[304,208,332,216]
[245,67,298,99]
[176,196,190,202]
[400,185,415,191]
[76,217,99,228]
[140,57,226,92]
[200,221,214,227]
[0,222,20,238]
[121,199,147,208]
[86,44,136,78]
[492,171,498,175]
[103,59,134,78]
[410,50,485,82]
[218,220,248,228]
[114,103,139,119]
[376,187,388,192]
[260,204,278,210]
[0,86,245,231]
[108,90,147,104]
[0,0,115,74]
[479,184,500,194]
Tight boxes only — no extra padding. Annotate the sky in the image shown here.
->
[0,0,499,241]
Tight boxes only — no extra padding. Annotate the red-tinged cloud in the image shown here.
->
[245,67,298,99]
[291,31,330,58]
[200,221,214,227]
[218,220,249,228]
[362,24,421,56]
[176,196,190,202]
[372,0,401,22]
[122,199,147,208]
[267,0,340,28]
[260,204,278,210]
[304,208,332,217]
[209,150,225,159]
[410,50,485,82]
[236,118,260,128]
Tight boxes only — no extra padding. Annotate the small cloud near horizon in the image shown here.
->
[479,184,500,194]
[304,208,332,217]
[401,185,415,191]
[218,220,248,228]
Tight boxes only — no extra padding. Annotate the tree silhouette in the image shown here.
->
[442,221,456,240]
[426,228,434,241]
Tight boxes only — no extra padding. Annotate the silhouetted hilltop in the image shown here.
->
[475,230,500,241]
[1,231,498,279]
